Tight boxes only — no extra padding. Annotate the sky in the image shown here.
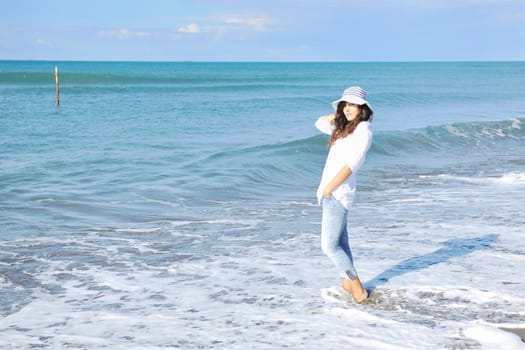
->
[1,0,525,62]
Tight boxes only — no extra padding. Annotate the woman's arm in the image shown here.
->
[323,165,352,197]
[320,114,335,123]
[323,123,372,197]
[315,114,336,135]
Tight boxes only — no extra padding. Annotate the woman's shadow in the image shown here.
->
[365,234,499,291]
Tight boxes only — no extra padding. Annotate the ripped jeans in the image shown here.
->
[321,196,358,280]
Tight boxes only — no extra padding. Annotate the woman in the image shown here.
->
[315,86,373,303]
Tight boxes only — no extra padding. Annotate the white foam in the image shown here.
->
[420,172,525,186]
[464,324,525,350]
[498,172,525,185]
[511,118,522,129]
[446,124,470,138]
[1,189,524,349]
[114,227,162,233]
[327,306,444,349]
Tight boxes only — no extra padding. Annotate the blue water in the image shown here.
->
[1,61,525,349]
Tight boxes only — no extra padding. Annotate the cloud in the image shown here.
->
[178,23,200,33]
[97,28,153,40]
[35,38,52,47]
[175,15,275,38]
[224,16,273,32]
[349,0,523,12]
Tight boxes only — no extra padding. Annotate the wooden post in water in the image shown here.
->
[55,66,60,107]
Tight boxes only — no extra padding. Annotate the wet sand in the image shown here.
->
[501,328,525,342]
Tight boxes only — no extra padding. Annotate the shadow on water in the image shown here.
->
[365,234,499,291]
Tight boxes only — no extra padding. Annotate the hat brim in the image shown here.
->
[332,96,373,112]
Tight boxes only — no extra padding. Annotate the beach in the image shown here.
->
[1,61,525,349]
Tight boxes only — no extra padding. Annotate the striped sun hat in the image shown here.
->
[331,86,373,112]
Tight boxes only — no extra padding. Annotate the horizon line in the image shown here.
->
[2,59,525,64]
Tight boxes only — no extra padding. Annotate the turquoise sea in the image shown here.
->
[1,61,525,349]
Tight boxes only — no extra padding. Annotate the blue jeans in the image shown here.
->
[321,196,358,280]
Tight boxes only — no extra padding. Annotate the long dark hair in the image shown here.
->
[328,102,373,146]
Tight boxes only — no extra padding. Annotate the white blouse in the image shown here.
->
[315,118,373,209]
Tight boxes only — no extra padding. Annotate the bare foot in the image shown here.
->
[341,277,368,303]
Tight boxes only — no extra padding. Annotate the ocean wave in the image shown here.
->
[205,117,524,161]
[189,117,524,193]
[371,117,524,156]
[0,71,208,85]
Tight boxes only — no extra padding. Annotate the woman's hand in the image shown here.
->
[321,114,336,123]
[323,165,353,198]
